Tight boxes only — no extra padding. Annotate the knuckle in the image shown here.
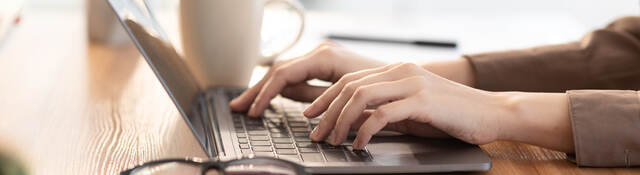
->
[317,45,336,55]
[340,72,356,82]
[344,82,359,94]
[372,107,391,122]
[272,60,287,68]
[352,86,369,101]
[335,73,356,86]
[415,90,431,102]
[398,62,417,69]
[397,62,423,73]
[273,67,288,77]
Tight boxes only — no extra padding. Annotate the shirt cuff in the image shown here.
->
[567,90,640,167]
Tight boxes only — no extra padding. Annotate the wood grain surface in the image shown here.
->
[0,8,637,175]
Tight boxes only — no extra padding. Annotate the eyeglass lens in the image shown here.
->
[128,160,298,175]
[224,160,298,175]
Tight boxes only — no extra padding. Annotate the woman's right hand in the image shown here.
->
[229,42,386,117]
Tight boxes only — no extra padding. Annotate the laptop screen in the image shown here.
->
[108,0,202,120]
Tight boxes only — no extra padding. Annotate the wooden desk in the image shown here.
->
[0,8,637,175]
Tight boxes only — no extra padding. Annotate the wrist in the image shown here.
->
[490,92,524,142]
[421,58,475,87]
[492,92,574,152]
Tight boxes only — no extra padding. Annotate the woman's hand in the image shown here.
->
[231,43,575,152]
[229,42,386,117]
[304,62,508,149]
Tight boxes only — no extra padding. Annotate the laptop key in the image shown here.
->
[294,137,311,142]
[238,138,248,144]
[270,133,290,138]
[267,118,282,124]
[291,127,310,132]
[298,147,319,153]
[287,117,306,121]
[241,149,252,155]
[320,144,343,151]
[278,155,301,162]
[264,111,282,119]
[274,144,295,149]
[301,153,325,162]
[249,136,269,141]
[236,133,247,138]
[323,151,347,162]
[246,126,266,131]
[269,128,287,133]
[252,146,273,152]
[276,149,297,155]
[239,144,249,149]
[248,131,268,135]
[288,122,308,127]
[250,141,271,146]
[266,123,283,128]
[295,142,317,148]
[254,152,276,158]
[272,138,293,144]
[293,132,309,137]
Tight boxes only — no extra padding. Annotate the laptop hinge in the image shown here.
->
[203,92,226,157]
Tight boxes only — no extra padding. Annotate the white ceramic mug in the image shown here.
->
[180,0,304,88]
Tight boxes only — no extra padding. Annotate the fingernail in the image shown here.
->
[310,127,319,138]
[328,131,337,145]
[352,140,361,149]
[249,102,260,116]
[248,108,256,117]
[303,105,315,117]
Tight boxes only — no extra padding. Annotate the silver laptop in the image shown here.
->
[107,0,491,173]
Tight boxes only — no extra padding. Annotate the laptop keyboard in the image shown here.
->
[225,90,372,163]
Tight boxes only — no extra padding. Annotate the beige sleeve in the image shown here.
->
[464,16,640,92]
[566,90,640,167]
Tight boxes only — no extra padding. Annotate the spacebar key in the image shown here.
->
[301,153,325,162]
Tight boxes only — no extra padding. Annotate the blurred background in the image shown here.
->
[28,0,638,28]
[12,0,640,62]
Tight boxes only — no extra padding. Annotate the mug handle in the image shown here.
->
[258,0,305,66]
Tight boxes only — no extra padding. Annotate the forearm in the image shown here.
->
[495,92,575,153]
[421,58,475,87]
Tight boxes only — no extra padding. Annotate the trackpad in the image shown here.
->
[366,135,483,165]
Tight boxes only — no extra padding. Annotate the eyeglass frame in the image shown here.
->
[120,156,311,175]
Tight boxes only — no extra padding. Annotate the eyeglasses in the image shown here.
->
[120,156,310,175]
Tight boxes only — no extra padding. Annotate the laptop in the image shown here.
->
[107,0,491,173]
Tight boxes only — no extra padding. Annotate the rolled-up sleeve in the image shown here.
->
[464,16,640,167]
[464,16,640,92]
[567,90,640,167]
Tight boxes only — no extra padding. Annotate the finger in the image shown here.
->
[281,83,327,102]
[304,63,399,117]
[352,97,422,149]
[308,69,396,141]
[230,42,338,112]
[310,64,407,142]
[350,110,374,131]
[230,60,291,111]
[310,65,420,142]
[247,61,306,117]
[329,77,425,145]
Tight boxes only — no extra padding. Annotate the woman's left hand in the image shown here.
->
[303,62,509,149]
